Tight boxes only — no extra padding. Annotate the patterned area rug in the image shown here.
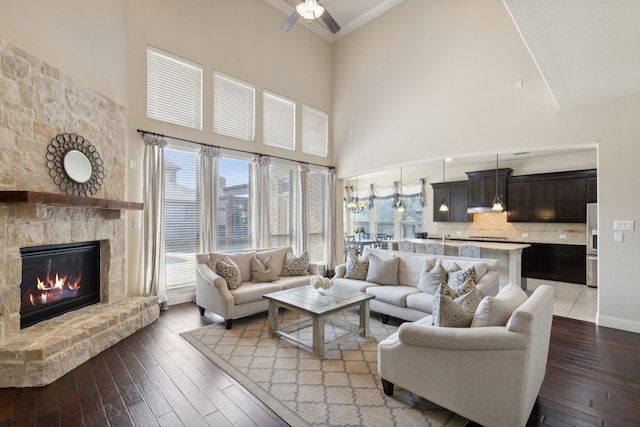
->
[180,309,467,427]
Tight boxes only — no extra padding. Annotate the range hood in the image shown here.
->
[465,168,513,214]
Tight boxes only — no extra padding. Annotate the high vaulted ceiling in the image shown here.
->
[267,0,640,111]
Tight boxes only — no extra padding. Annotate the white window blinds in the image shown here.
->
[302,105,328,158]
[263,90,295,151]
[164,148,200,289]
[147,46,202,130]
[213,71,255,142]
[308,171,328,266]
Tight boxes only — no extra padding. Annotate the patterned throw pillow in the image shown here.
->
[281,251,310,276]
[447,266,477,294]
[250,255,278,282]
[214,256,241,290]
[432,281,482,327]
[345,252,369,280]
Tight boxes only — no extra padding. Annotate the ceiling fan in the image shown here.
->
[282,0,341,34]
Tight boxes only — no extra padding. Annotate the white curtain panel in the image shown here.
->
[251,155,271,249]
[199,145,220,253]
[140,134,168,309]
[295,164,310,255]
[326,169,337,270]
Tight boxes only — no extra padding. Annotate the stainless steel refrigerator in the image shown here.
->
[586,203,598,287]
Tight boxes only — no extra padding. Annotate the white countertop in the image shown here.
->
[405,238,530,251]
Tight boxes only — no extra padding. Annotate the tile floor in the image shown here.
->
[525,278,598,323]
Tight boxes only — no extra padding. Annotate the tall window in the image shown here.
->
[146,46,202,130]
[164,148,200,289]
[375,197,396,238]
[213,71,255,142]
[399,194,423,239]
[308,171,328,266]
[269,163,295,248]
[217,157,252,251]
[302,105,328,158]
[263,90,295,151]
[354,206,371,235]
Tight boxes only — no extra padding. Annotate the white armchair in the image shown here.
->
[378,285,554,427]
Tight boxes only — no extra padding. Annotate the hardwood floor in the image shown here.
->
[1,303,639,426]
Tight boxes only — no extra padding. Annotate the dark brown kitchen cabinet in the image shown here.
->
[507,169,596,223]
[431,181,471,222]
[466,168,513,209]
[522,243,586,284]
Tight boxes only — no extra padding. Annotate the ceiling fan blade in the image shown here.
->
[320,9,341,34]
[282,10,300,32]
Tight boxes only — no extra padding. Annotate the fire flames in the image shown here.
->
[28,272,82,306]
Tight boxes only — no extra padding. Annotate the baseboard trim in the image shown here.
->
[597,314,640,334]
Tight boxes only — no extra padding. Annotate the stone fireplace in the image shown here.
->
[0,38,158,387]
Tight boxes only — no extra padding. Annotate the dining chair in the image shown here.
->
[375,234,389,249]
[398,240,416,252]
[424,242,445,255]
[458,244,482,258]
[344,235,359,261]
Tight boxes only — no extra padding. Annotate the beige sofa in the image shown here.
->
[378,284,554,427]
[332,247,500,322]
[195,247,318,328]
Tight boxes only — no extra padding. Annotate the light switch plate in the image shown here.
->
[613,220,634,231]
[614,232,623,242]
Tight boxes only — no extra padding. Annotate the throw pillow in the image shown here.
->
[455,281,482,314]
[214,256,241,290]
[447,266,477,294]
[416,262,446,294]
[432,283,475,327]
[250,255,278,282]
[366,253,399,285]
[471,283,529,327]
[281,251,310,276]
[345,252,369,280]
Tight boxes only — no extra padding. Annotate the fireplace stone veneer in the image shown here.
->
[0,204,158,388]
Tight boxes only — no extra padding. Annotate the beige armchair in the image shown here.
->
[378,285,554,427]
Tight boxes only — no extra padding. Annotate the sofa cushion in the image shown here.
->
[471,283,529,327]
[213,256,242,290]
[257,247,291,277]
[345,252,369,280]
[281,251,310,276]
[397,253,435,287]
[405,291,435,313]
[366,285,419,307]
[231,282,283,305]
[209,251,256,283]
[432,282,482,327]
[251,255,278,282]
[366,253,399,285]
[332,278,379,293]
[416,262,446,294]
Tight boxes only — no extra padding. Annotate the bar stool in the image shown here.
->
[458,244,481,258]
[424,243,445,255]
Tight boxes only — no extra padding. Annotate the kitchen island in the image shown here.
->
[391,238,530,289]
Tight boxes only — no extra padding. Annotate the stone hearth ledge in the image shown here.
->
[0,296,159,388]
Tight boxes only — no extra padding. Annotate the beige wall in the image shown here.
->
[1,1,638,333]
[333,0,640,332]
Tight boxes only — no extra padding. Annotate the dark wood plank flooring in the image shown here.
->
[1,303,639,426]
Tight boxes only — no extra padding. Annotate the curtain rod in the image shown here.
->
[136,129,334,170]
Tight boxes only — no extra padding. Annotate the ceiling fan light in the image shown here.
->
[297,0,323,20]
[314,5,325,18]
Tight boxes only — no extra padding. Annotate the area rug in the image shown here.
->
[180,309,467,427]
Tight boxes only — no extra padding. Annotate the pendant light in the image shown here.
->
[395,167,405,212]
[491,154,504,212]
[348,177,366,213]
[439,159,449,212]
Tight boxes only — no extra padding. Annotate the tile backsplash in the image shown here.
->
[435,212,585,245]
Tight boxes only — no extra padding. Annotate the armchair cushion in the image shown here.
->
[213,256,242,290]
[366,253,399,285]
[250,255,278,282]
[471,283,528,327]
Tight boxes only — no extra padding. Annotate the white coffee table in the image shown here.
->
[263,286,374,358]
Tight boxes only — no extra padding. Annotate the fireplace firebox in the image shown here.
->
[20,241,101,329]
